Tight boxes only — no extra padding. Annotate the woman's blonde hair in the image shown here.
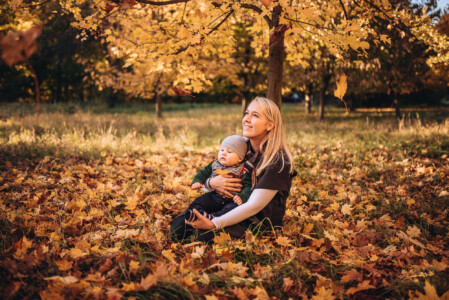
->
[249,97,295,176]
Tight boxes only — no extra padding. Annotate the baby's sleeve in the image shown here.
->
[237,172,252,203]
[191,161,213,185]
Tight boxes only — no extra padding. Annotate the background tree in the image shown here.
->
[0,1,105,108]
[63,0,405,108]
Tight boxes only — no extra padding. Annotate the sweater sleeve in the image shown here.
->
[191,161,213,185]
[211,189,277,229]
[237,172,252,203]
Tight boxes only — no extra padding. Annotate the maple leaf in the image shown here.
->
[311,286,335,300]
[276,236,291,247]
[409,281,442,300]
[141,273,157,290]
[406,225,421,238]
[13,236,33,259]
[172,86,195,97]
[122,282,141,292]
[55,258,73,271]
[346,280,375,295]
[283,277,294,292]
[260,0,272,8]
[162,249,176,261]
[341,203,353,216]
[333,73,349,112]
[45,276,79,285]
[340,269,363,283]
[0,25,42,66]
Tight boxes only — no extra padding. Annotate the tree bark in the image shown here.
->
[305,84,312,114]
[305,93,312,114]
[318,75,331,122]
[28,64,41,118]
[266,5,284,108]
[155,91,163,119]
[394,98,401,120]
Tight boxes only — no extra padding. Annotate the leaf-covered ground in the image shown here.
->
[1,104,448,299]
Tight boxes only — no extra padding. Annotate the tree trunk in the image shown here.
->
[28,64,41,118]
[155,91,162,119]
[305,84,312,114]
[318,75,331,122]
[305,94,312,114]
[266,5,284,108]
[394,98,401,120]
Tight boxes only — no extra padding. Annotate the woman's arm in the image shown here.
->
[185,189,277,230]
[212,189,277,229]
[208,175,243,198]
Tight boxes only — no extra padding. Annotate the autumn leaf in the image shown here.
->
[311,286,335,300]
[334,73,349,112]
[141,273,157,290]
[45,276,79,285]
[122,282,141,292]
[346,280,375,295]
[0,25,42,66]
[341,203,353,216]
[172,86,195,97]
[259,0,272,8]
[162,249,176,261]
[340,269,363,283]
[55,258,73,271]
[409,281,441,300]
[283,277,294,292]
[13,236,33,259]
[276,236,291,247]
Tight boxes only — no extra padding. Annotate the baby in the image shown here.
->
[185,135,252,222]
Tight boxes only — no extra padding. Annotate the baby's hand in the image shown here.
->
[233,195,242,205]
[191,182,203,190]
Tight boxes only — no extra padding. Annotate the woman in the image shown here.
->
[170,97,296,243]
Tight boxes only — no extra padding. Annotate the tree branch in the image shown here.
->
[211,2,272,26]
[338,0,348,20]
[137,0,190,5]
[284,16,340,31]
[174,9,234,55]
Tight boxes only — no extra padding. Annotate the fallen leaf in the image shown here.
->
[0,25,42,66]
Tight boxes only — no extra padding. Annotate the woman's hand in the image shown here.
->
[209,175,242,198]
[185,209,215,230]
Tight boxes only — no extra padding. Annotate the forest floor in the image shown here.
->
[1,103,448,299]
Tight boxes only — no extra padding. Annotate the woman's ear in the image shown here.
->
[267,122,275,132]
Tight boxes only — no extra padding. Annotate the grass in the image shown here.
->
[1,101,448,299]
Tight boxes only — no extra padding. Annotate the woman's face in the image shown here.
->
[242,102,273,142]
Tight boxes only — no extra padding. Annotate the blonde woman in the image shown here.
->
[170,97,296,243]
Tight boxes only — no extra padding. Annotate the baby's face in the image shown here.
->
[218,146,241,166]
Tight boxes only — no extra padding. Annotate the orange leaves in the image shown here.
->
[172,86,195,97]
[340,269,363,283]
[346,280,376,295]
[259,0,272,8]
[13,236,32,260]
[334,73,348,112]
[2,137,449,299]
[0,25,42,66]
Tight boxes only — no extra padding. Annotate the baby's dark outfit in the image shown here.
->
[186,160,252,220]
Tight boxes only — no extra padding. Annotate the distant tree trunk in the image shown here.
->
[155,91,162,119]
[318,75,331,122]
[55,61,62,103]
[155,74,163,119]
[28,64,41,118]
[305,84,312,114]
[394,97,402,120]
[267,5,284,108]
